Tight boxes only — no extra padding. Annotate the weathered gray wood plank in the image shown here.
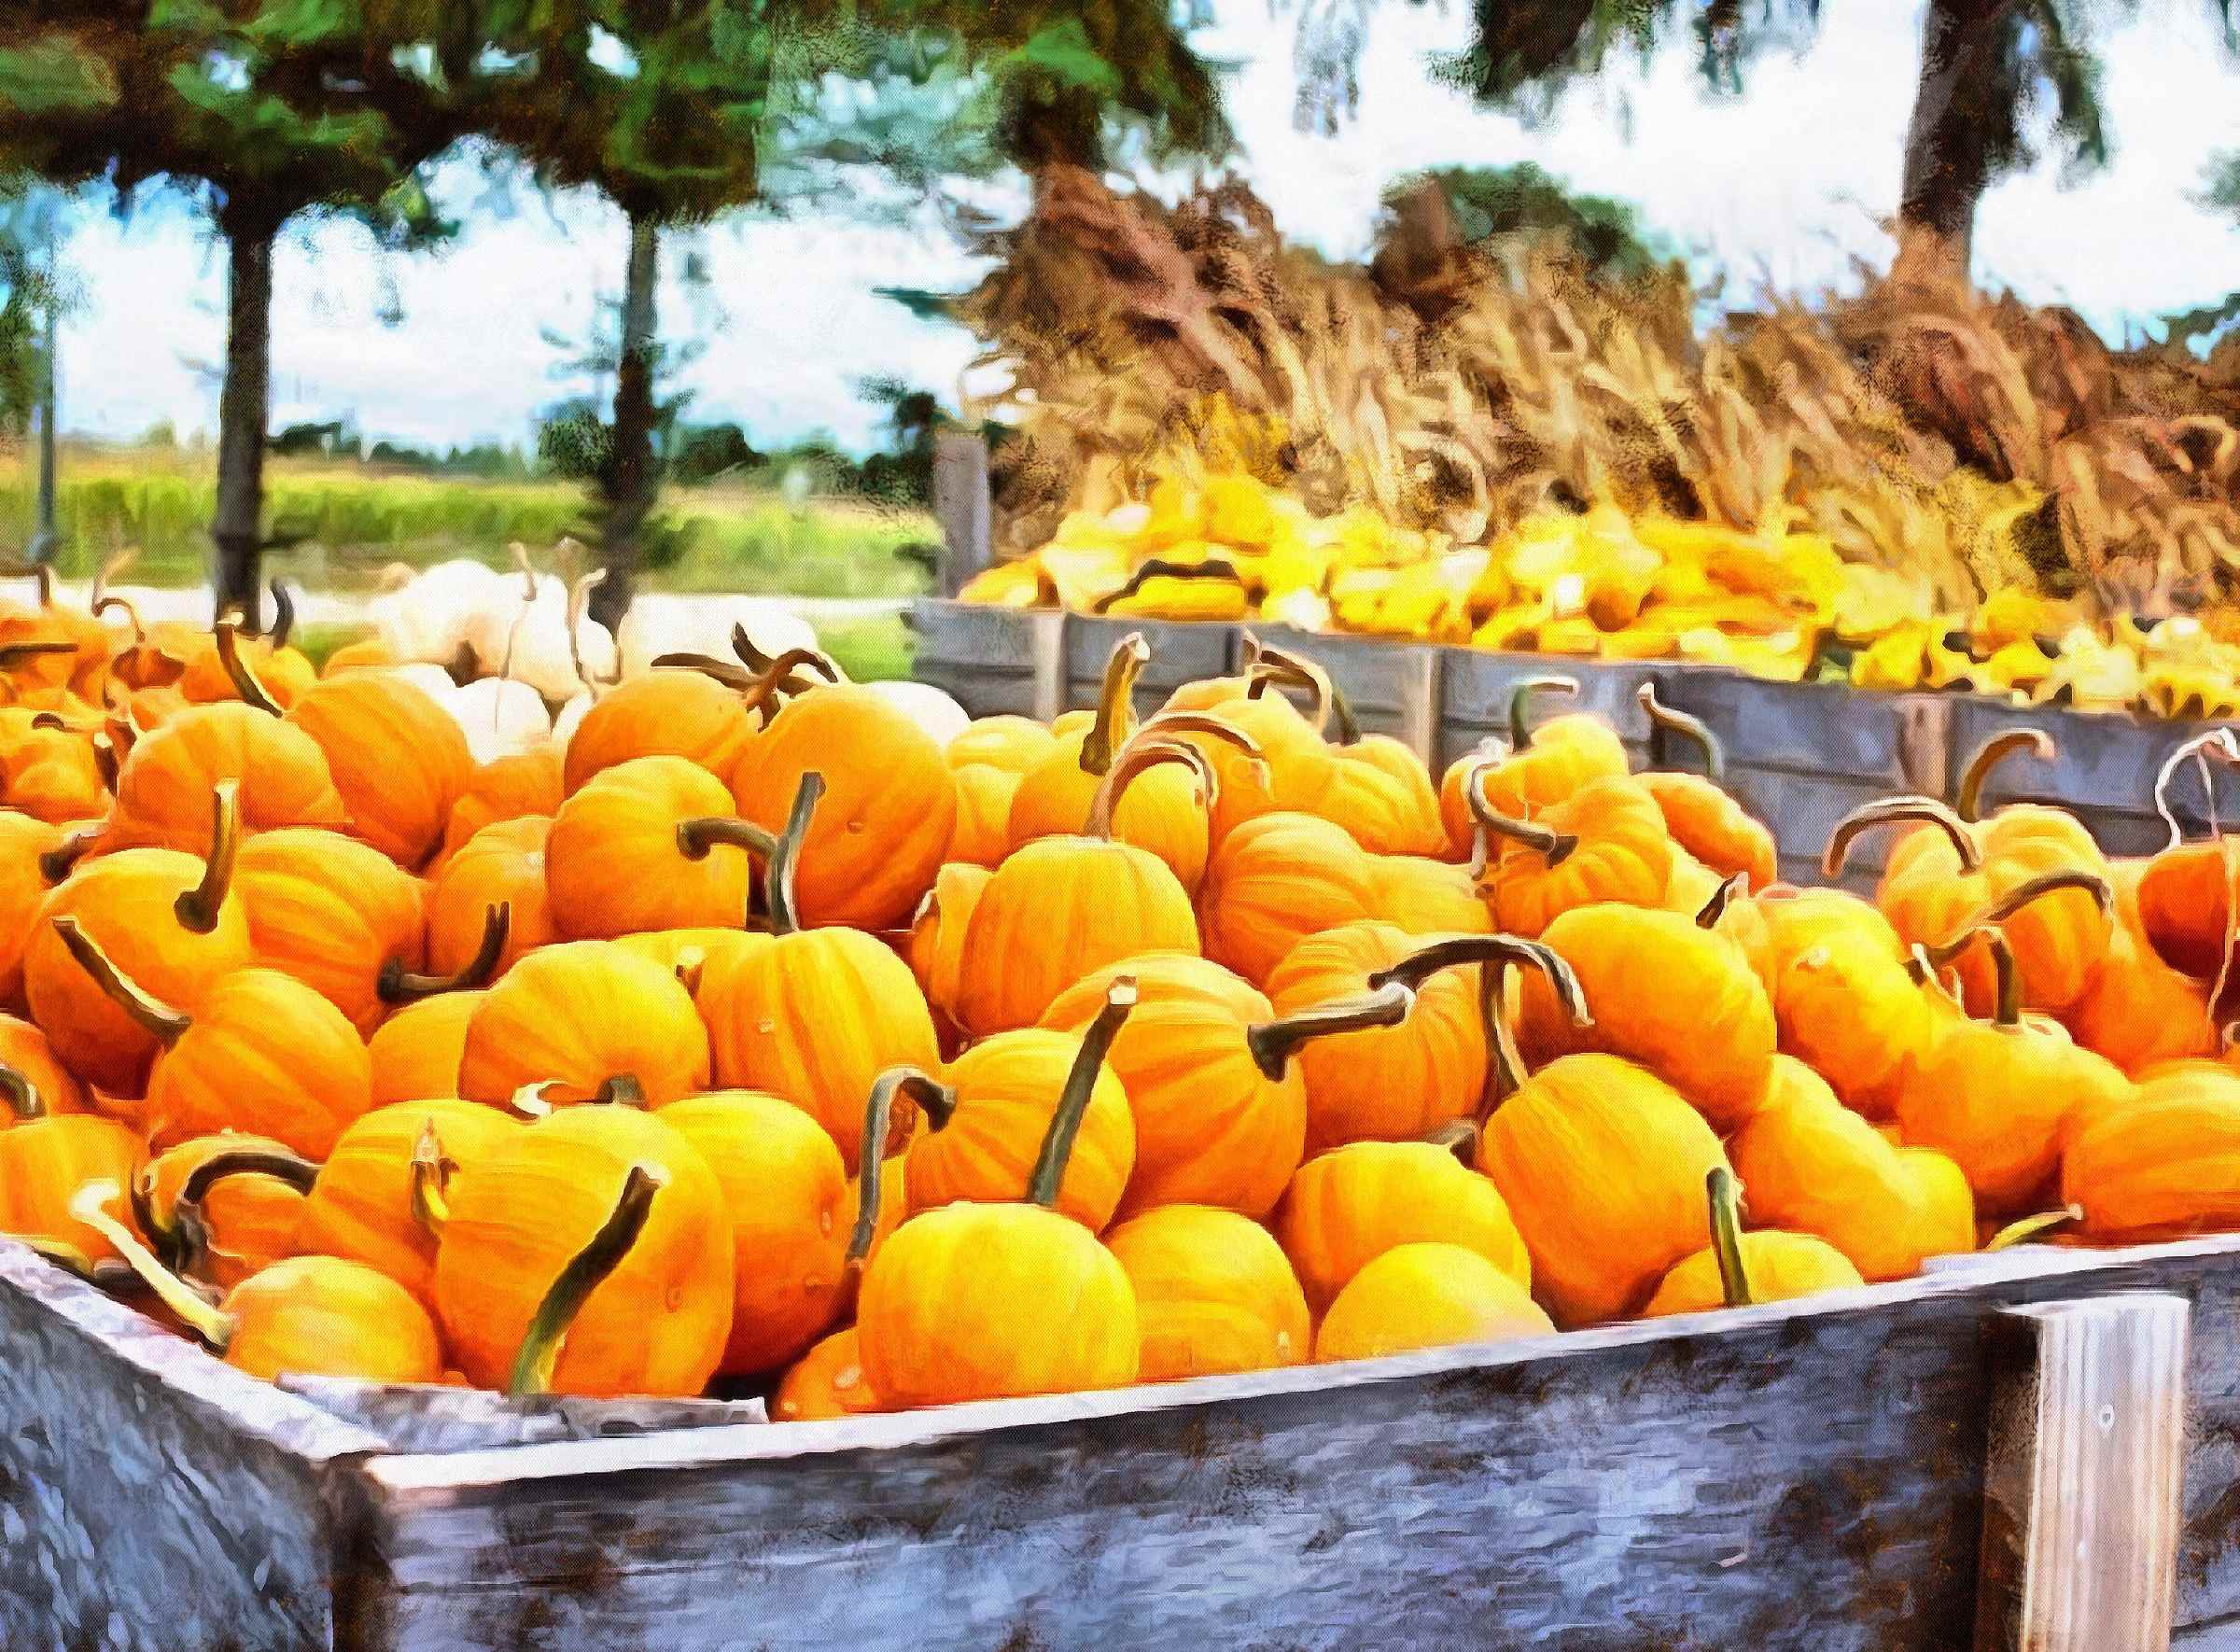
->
[1061,613,1239,718]
[1976,1295,2190,1652]
[907,600,1062,721]
[1250,626,1441,760]
[280,1378,767,1456]
[930,431,992,598]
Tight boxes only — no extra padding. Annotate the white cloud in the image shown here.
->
[51,0,2240,450]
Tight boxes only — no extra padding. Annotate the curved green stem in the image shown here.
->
[674,816,781,863]
[507,1163,666,1398]
[1027,976,1137,1209]
[1080,632,1150,777]
[0,1062,44,1121]
[1248,646,1361,745]
[1243,980,1414,1082]
[69,1181,232,1351]
[1508,675,1578,749]
[1085,736,1215,839]
[1986,1204,2083,1252]
[1465,765,1575,865]
[175,780,241,934]
[1707,1166,1753,1309]
[380,903,511,1002]
[1956,729,2054,823]
[763,772,825,937]
[844,1067,957,1265]
[51,917,191,1044]
[1823,795,1979,879]
[213,621,282,715]
[1637,682,1724,779]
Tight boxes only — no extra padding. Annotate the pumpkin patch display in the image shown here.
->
[9,608,2240,1413]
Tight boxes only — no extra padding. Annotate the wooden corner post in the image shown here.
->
[1975,1292,2191,1652]
[931,429,993,597]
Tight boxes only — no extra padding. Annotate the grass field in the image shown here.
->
[0,444,940,600]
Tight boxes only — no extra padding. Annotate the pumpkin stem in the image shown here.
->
[596,1073,647,1108]
[674,816,781,863]
[1955,729,2054,824]
[1131,710,1265,763]
[175,780,242,934]
[1085,736,1217,839]
[0,1061,46,1121]
[764,772,825,936]
[379,903,511,1002]
[1081,633,1150,777]
[0,639,77,670]
[161,1146,320,1278]
[1986,1204,2083,1252]
[567,570,617,697]
[1638,682,1724,779]
[1249,645,1361,745]
[1823,796,1979,879]
[39,821,104,885]
[650,651,760,693]
[68,1181,233,1351]
[2154,729,2240,850]
[1508,676,1578,749]
[506,1162,666,1399]
[1369,933,1591,1028]
[1464,766,1576,866]
[50,917,192,1045]
[266,581,296,649]
[1027,976,1137,1210]
[1088,555,1242,617]
[730,627,845,692]
[1706,1166,1753,1309]
[1697,874,1746,930]
[212,621,282,715]
[1969,867,2114,930]
[845,1066,957,1265]
[409,1121,455,1236]
[1243,980,1415,1082]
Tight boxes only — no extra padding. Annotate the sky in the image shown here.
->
[44,0,2240,455]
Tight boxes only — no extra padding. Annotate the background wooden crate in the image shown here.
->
[906,602,1062,721]
[1246,624,1441,760]
[1436,648,1668,780]
[1059,613,1239,721]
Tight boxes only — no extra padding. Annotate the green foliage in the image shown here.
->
[1382,162,1670,279]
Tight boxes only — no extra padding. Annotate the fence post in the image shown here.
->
[931,430,992,598]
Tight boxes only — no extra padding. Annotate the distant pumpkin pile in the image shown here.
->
[962,469,2240,719]
[6,563,2240,1417]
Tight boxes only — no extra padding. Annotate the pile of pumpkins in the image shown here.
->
[4,560,2239,1421]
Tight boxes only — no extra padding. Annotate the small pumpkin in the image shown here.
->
[133,1136,314,1292]
[1633,684,1778,889]
[2135,730,2240,979]
[546,755,770,940]
[295,1098,522,1303]
[906,863,992,1034]
[946,763,1021,868]
[457,938,711,1110]
[1274,1139,1532,1316]
[562,668,761,795]
[439,748,566,867]
[281,668,475,869]
[1315,1241,1552,1362]
[849,1022,1140,1409]
[853,978,1138,1234]
[660,1091,851,1378]
[1642,1166,1864,1317]
[432,1103,733,1397]
[694,774,941,1170]
[232,825,431,1035]
[955,740,1205,1036]
[0,809,64,1008]
[1106,1204,1311,1380]
[2063,1061,2240,1244]
[428,818,553,979]
[1199,810,1375,987]
[54,917,372,1161]
[2064,861,2221,1072]
[1363,854,1493,936]
[0,1108,144,1272]
[945,714,1060,777]
[1757,887,1939,1119]
[108,671,347,853]
[0,1017,87,1121]
[24,782,253,1094]
[366,992,484,1109]
[1471,774,1673,937]
[1039,952,1305,1220]
[772,1325,883,1421]
[1464,677,1629,822]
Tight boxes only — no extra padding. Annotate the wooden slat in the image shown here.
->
[906,600,1061,721]
[1976,1295,2191,1652]
[1247,625,1441,760]
[930,431,992,597]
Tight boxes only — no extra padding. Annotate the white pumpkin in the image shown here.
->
[447,677,553,764]
[371,559,512,668]
[613,595,817,681]
[865,679,968,750]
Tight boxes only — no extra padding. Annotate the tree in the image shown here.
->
[0,5,560,621]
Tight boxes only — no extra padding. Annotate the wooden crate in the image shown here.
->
[906,601,1062,722]
[1655,667,1951,892]
[1248,624,1441,760]
[8,1226,2233,1652]
[1059,613,1239,720]
[1436,648,1669,778]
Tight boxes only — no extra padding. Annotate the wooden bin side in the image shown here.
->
[1060,614,1239,719]
[0,1241,385,1652]
[1248,625,1441,760]
[906,601,1063,721]
[1436,649,1668,774]
[342,1239,2240,1652]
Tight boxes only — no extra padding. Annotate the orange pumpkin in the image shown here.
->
[296,1098,522,1302]
[661,1091,851,1377]
[1756,887,1939,1120]
[855,979,1137,1234]
[1466,677,1629,823]
[366,992,484,1109]
[457,939,711,1109]
[0,1015,87,1121]
[1642,1166,1864,1317]
[1106,1204,1311,1380]
[427,817,553,980]
[108,697,346,854]
[946,763,1020,868]
[433,1104,733,1397]
[772,1325,883,1421]
[0,1109,144,1271]
[547,755,768,939]
[1273,1139,1531,1315]
[730,680,955,931]
[282,669,473,868]
[1363,854,1493,935]
[1473,774,1673,937]
[954,740,1204,1036]
[694,775,941,1171]
[906,862,991,1033]
[55,917,371,1160]
[1633,684,1777,889]
[563,668,760,795]
[133,1135,314,1292]
[945,714,1060,777]
[233,826,430,1035]
[439,748,566,866]
[2135,730,2240,979]
[2064,861,2220,1072]
[1316,1241,1552,1361]
[24,783,254,1094]
[0,810,63,1006]
[2064,1061,2240,1243]
[1040,952,1305,1220]
[1200,810,1375,987]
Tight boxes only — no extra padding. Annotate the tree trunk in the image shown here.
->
[29,289,56,565]
[211,219,276,627]
[589,207,660,633]
[1894,0,2009,288]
